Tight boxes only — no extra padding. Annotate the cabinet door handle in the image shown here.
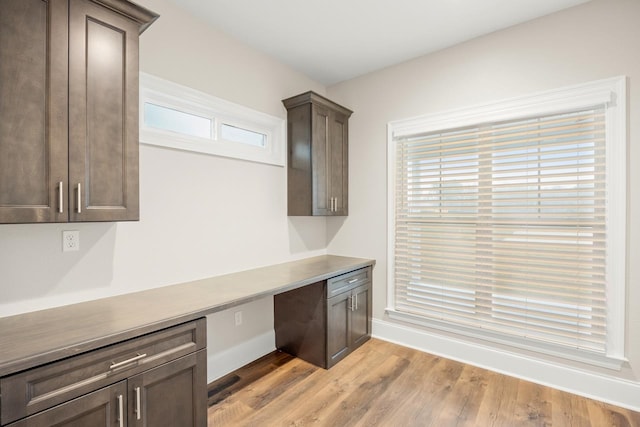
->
[135,386,141,420]
[355,293,358,310]
[117,394,124,427]
[76,183,81,214]
[110,353,147,370]
[58,182,64,213]
[349,295,354,311]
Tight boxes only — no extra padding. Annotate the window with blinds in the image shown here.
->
[388,77,626,365]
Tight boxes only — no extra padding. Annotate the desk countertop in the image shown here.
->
[0,255,375,376]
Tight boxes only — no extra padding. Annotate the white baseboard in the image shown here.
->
[373,318,640,412]
[206,330,275,383]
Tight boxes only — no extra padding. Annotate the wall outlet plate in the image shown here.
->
[62,230,80,252]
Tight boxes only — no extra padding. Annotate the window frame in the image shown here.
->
[387,76,627,368]
[139,73,285,166]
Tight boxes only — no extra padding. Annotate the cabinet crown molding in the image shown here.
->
[282,91,353,117]
[91,0,159,33]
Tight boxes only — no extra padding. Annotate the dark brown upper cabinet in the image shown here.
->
[0,0,158,224]
[283,91,352,216]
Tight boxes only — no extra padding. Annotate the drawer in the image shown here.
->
[327,267,371,298]
[0,318,206,425]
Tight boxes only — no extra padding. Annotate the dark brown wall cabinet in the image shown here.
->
[1,319,207,427]
[283,91,352,216]
[0,0,158,223]
[274,267,372,368]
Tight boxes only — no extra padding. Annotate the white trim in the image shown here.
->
[386,308,624,370]
[372,318,640,412]
[386,123,397,313]
[604,76,627,359]
[387,76,628,363]
[139,73,285,166]
[389,76,623,138]
[206,330,275,383]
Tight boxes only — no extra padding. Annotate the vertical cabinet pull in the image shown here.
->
[329,197,338,212]
[58,182,64,213]
[355,293,358,310]
[135,386,141,420]
[117,394,124,427]
[76,183,81,213]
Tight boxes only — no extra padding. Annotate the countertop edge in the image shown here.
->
[0,255,375,376]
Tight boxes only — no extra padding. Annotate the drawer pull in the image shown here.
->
[347,278,359,284]
[117,394,124,427]
[110,353,147,370]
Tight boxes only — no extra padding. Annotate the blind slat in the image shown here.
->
[393,107,608,354]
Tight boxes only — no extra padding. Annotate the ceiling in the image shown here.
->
[166,0,591,86]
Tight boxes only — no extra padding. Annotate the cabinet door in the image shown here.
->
[326,291,351,368]
[311,104,331,215]
[68,0,140,221]
[328,110,348,216]
[350,284,371,348]
[8,381,126,427]
[128,350,207,427]
[0,0,68,223]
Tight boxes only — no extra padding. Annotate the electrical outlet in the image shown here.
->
[62,230,80,252]
[234,311,242,326]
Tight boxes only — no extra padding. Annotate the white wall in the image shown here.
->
[327,0,640,410]
[0,0,327,381]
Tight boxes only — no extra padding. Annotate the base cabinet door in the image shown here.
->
[8,381,127,427]
[128,350,207,427]
[327,290,351,367]
[351,284,371,348]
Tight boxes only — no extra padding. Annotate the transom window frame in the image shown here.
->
[386,76,627,368]
[139,73,285,166]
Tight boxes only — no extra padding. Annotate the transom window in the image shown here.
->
[139,73,284,166]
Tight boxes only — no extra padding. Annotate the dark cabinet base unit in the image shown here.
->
[0,256,376,427]
[274,267,372,369]
[1,319,207,427]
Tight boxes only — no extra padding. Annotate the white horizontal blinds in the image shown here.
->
[394,107,607,354]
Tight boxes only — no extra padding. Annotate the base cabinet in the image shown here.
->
[274,267,372,369]
[1,320,207,427]
[327,283,371,367]
[128,351,207,427]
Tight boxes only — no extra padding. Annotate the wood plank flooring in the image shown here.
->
[207,339,640,426]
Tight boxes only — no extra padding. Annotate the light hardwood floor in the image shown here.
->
[207,339,640,426]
